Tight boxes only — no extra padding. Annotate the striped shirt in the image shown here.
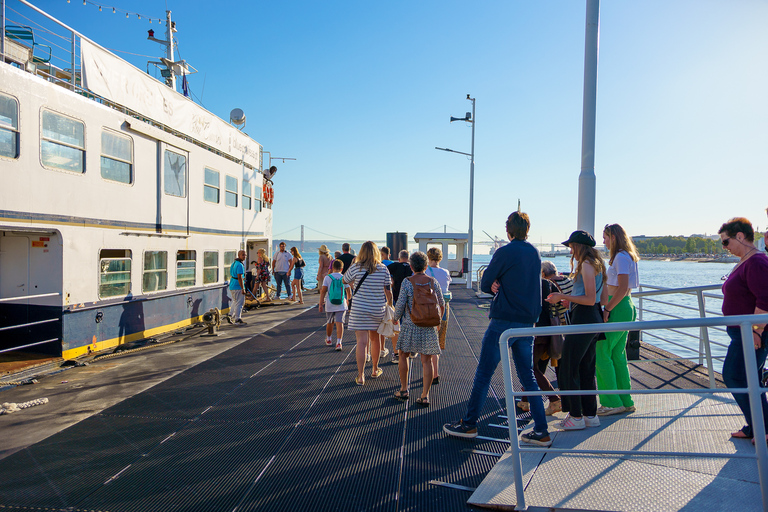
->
[343,262,391,330]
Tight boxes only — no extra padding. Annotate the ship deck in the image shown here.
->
[0,287,762,512]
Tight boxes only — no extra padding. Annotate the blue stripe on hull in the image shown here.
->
[62,286,232,354]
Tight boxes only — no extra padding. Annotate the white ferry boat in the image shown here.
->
[0,0,273,359]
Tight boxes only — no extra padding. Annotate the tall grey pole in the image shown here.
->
[577,0,600,235]
[165,10,176,90]
[467,96,476,290]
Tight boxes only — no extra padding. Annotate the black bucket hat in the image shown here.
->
[562,230,596,248]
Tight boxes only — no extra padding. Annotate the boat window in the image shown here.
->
[223,251,236,282]
[101,129,133,184]
[41,109,85,173]
[99,249,131,298]
[204,167,220,203]
[203,251,219,284]
[242,180,252,210]
[164,148,187,197]
[447,244,458,260]
[254,186,262,213]
[143,251,168,293]
[176,250,196,288]
[225,175,238,207]
[0,93,19,159]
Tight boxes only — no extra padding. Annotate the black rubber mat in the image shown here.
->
[0,287,717,512]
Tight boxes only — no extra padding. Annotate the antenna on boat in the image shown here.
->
[230,108,246,130]
[146,11,196,92]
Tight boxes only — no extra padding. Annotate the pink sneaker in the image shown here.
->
[555,414,586,430]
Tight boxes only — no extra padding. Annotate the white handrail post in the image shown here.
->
[739,321,768,511]
[499,331,528,511]
[696,289,716,388]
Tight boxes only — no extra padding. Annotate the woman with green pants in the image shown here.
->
[596,223,639,416]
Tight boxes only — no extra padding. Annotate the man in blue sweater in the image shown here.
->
[444,211,551,446]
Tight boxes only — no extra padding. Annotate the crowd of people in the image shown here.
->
[226,209,768,449]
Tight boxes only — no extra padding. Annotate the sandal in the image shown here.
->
[416,396,430,407]
[731,427,752,439]
[432,375,440,385]
[394,390,409,401]
[370,368,383,379]
[355,376,365,386]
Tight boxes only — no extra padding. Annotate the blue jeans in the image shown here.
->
[723,327,768,438]
[463,319,548,434]
[274,271,290,298]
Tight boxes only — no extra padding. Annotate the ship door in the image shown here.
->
[0,231,63,355]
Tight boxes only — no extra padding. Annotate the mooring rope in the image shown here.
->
[0,397,49,415]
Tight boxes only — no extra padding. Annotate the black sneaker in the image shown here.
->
[235,319,247,325]
[443,420,478,439]
[519,430,552,447]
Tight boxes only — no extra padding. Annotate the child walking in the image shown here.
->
[319,259,351,351]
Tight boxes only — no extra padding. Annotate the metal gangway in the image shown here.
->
[492,313,768,511]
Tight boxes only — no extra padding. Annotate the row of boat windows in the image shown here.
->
[0,92,262,211]
[99,249,237,299]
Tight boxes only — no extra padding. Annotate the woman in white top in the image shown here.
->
[426,247,452,384]
[596,223,640,416]
[343,241,393,385]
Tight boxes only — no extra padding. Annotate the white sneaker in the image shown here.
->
[596,405,626,416]
[380,348,390,359]
[585,415,601,427]
[335,341,342,351]
[366,352,371,362]
[555,414,586,430]
[325,338,333,346]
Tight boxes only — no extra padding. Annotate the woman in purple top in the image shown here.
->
[718,217,768,443]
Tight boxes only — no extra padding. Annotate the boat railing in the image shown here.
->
[497,313,768,511]
[0,291,61,354]
[1,0,260,171]
[634,283,725,387]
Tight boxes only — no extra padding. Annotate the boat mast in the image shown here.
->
[577,0,600,235]
[147,10,178,90]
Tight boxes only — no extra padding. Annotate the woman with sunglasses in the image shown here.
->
[718,217,768,444]
[546,230,607,430]
[596,224,639,416]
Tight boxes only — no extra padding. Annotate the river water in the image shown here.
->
[292,252,735,373]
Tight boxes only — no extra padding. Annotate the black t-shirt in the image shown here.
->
[338,253,355,274]
[387,261,413,303]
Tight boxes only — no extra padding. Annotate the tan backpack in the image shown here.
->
[407,274,441,327]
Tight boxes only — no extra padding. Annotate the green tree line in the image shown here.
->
[632,236,726,255]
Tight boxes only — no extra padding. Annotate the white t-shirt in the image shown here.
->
[426,265,452,295]
[272,250,292,273]
[323,272,350,312]
[606,251,639,288]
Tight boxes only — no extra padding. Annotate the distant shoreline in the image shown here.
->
[640,255,737,263]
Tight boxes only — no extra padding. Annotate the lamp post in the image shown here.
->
[436,95,475,290]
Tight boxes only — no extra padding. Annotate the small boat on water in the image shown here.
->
[0,1,273,359]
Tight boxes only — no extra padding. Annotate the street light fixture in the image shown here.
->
[436,94,475,290]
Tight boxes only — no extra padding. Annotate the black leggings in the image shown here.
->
[559,304,601,418]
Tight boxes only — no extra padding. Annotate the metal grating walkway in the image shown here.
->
[0,288,511,511]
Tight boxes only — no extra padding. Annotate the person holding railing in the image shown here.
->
[546,230,607,430]
[718,217,768,444]
[596,223,639,416]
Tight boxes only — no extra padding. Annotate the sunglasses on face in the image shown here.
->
[721,237,732,247]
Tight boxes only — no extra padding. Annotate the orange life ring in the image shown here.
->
[263,185,273,204]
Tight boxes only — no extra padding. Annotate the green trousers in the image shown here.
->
[596,295,636,408]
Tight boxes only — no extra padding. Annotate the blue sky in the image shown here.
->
[24,0,768,246]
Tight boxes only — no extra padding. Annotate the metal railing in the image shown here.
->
[634,283,726,388]
[498,314,768,511]
[0,292,61,354]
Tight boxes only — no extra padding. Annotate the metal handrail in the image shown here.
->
[0,292,60,303]
[498,314,768,511]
